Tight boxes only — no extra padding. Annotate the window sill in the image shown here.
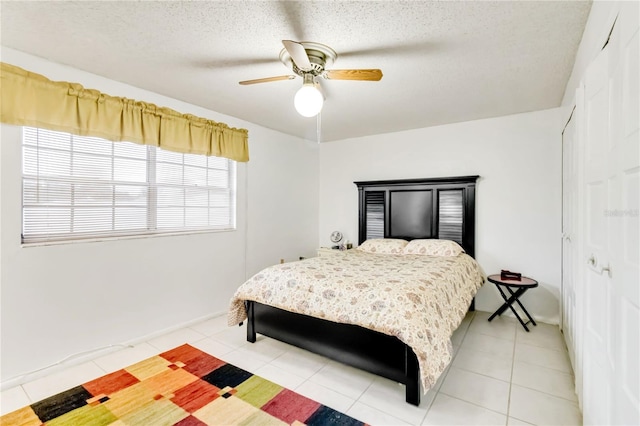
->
[21,228,237,248]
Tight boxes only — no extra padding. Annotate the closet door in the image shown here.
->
[582,4,639,424]
[608,4,639,423]
[582,41,613,426]
[561,111,577,373]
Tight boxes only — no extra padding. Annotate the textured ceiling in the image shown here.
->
[1,1,591,142]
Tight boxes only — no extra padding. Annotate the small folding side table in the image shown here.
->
[487,274,538,332]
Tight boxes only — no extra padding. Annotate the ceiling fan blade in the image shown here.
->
[278,2,305,42]
[340,41,442,59]
[193,57,275,69]
[282,40,313,71]
[239,75,297,85]
[324,69,383,81]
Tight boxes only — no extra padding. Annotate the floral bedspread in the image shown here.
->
[227,250,485,392]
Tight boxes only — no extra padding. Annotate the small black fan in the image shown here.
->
[330,231,343,244]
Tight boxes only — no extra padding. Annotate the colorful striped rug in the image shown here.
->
[2,344,366,425]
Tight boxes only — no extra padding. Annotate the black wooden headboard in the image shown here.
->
[354,176,479,257]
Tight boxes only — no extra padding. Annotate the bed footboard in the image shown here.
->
[244,301,420,405]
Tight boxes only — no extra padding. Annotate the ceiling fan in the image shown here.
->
[239,40,383,117]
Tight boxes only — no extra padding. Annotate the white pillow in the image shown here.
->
[403,239,465,256]
[356,238,408,254]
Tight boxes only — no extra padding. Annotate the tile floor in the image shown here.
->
[0,310,582,425]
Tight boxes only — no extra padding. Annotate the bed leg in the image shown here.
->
[405,346,420,406]
[245,301,256,343]
[470,297,476,312]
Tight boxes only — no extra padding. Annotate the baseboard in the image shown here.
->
[120,310,226,347]
[473,309,560,328]
[499,310,559,326]
[0,310,226,391]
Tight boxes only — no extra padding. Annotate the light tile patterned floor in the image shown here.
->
[0,311,582,425]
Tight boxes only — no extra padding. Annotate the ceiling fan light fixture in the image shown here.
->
[294,74,323,117]
[240,40,382,118]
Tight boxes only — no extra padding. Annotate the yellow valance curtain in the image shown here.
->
[0,62,249,162]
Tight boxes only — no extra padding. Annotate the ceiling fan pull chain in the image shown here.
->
[316,111,322,144]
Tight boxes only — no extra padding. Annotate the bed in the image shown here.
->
[228,176,482,406]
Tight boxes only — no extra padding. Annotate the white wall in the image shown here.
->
[319,108,563,323]
[245,127,319,276]
[0,48,319,386]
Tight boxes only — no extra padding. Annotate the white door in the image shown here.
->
[582,4,639,425]
[562,110,577,370]
[582,39,612,426]
[608,5,639,424]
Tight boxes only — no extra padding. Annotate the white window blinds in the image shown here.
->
[22,127,236,243]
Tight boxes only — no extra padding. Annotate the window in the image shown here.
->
[22,127,236,243]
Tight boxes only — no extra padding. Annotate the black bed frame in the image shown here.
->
[245,176,479,405]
